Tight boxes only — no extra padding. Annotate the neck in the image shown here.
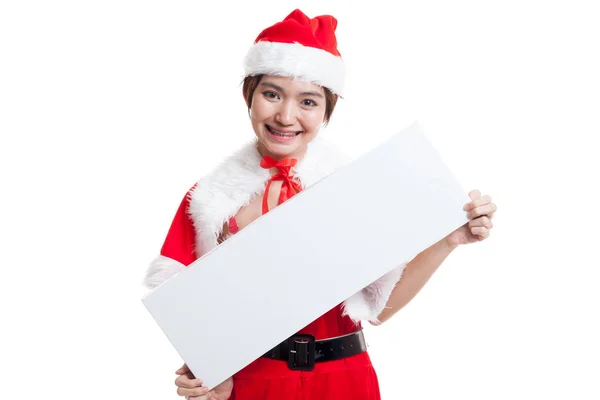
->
[256,142,307,162]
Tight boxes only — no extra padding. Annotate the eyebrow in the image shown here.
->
[260,81,324,98]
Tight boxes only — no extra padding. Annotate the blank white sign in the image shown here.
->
[142,122,470,388]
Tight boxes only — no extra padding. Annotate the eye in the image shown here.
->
[263,91,280,100]
[301,99,317,107]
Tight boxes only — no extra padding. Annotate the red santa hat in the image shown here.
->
[243,9,345,96]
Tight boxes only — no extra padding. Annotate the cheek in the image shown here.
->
[250,97,273,122]
[302,109,326,131]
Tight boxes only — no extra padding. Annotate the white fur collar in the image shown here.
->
[188,137,347,257]
[146,137,406,324]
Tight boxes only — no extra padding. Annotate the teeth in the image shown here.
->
[268,126,297,137]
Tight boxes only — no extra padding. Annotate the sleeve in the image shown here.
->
[341,251,418,324]
[341,263,407,324]
[143,188,198,289]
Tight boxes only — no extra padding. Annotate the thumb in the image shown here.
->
[468,189,481,201]
[190,393,212,400]
[175,363,190,375]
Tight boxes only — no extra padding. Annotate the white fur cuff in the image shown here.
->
[342,263,408,324]
[143,255,186,289]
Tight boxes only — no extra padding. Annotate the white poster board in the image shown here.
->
[142,122,470,388]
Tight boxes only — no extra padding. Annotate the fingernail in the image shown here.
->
[463,204,469,211]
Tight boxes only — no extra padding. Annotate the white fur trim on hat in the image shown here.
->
[244,41,345,96]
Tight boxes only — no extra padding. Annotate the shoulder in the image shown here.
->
[188,139,269,205]
[295,136,350,187]
[186,140,270,243]
[189,139,267,198]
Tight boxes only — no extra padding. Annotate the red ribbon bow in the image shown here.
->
[260,156,303,214]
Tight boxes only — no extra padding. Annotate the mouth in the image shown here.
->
[266,124,302,138]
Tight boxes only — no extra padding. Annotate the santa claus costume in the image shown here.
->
[144,9,408,400]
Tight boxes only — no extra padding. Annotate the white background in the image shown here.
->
[1,0,598,399]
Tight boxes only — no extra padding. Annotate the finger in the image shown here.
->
[187,394,211,400]
[186,395,211,400]
[467,203,497,219]
[470,226,490,239]
[177,385,210,397]
[463,190,483,211]
[185,371,196,381]
[176,363,190,375]
[468,216,493,229]
[175,374,203,389]
[468,189,482,201]
[463,195,492,211]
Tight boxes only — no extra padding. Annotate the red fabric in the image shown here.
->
[231,307,379,400]
[160,183,380,399]
[159,188,197,266]
[254,9,341,57]
[260,156,303,214]
[228,216,239,235]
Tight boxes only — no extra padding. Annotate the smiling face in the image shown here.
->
[248,76,328,160]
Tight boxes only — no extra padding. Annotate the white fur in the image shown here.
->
[188,141,269,257]
[342,263,407,324]
[188,137,349,257]
[146,137,406,323]
[244,41,346,96]
[295,136,350,185]
[144,255,186,288]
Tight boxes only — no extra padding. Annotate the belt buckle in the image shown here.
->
[287,334,316,371]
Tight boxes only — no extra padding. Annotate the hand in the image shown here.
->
[175,363,233,400]
[445,189,497,246]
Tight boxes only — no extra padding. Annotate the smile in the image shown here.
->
[266,124,302,137]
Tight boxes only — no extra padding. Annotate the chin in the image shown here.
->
[265,142,302,157]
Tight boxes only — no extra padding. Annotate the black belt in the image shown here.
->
[262,330,367,371]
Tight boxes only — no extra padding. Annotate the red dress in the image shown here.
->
[230,310,381,399]
[156,158,382,399]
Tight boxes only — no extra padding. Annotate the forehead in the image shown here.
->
[260,75,324,94]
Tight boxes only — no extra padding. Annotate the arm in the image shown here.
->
[374,189,497,325]
[374,238,457,324]
[144,189,197,288]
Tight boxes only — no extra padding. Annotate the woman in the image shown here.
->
[144,9,497,400]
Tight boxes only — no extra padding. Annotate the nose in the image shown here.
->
[274,99,297,126]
